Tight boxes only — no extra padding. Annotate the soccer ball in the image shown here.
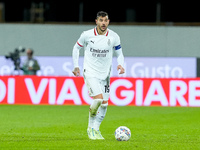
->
[115,126,131,141]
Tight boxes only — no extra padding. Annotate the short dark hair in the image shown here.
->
[27,48,34,55]
[30,49,34,55]
[96,11,108,19]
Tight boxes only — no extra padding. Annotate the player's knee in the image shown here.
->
[101,102,108,108]
[90,107,98,116]
[102,100,108,104]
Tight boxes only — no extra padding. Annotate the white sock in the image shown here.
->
[93,102,108,130]
[88,99,103,129]
[88,112,96,129]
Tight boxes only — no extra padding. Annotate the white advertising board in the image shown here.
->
[0,56,196,77]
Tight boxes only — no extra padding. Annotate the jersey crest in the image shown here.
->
[107,39,111,46]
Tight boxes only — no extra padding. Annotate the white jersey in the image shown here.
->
[73,27,124,80]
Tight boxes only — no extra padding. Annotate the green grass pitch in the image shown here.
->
[0,105,200,150]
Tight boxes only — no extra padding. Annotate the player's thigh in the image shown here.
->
[83,75,102,97]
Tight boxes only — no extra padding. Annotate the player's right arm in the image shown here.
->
[72,32,85,77]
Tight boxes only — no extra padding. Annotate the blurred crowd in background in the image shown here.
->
[0,0,200,23]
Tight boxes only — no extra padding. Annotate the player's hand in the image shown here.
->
[72,67,80,77]
[117,65,125,74]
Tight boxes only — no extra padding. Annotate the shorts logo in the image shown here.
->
[90,87,93,94]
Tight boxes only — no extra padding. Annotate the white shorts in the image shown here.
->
[83,72,110,101]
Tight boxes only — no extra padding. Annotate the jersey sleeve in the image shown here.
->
[72,43,82,68]
[113,33,122,51]
[72,32,86,68]
[113,33,124,66]
[77,32,86,47]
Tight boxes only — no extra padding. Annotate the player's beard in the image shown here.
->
[99,25,107,33]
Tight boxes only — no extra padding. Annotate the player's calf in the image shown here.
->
[90,99,103,117]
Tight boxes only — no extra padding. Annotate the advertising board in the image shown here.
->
[0,76,200,107]
[0,56,196,77]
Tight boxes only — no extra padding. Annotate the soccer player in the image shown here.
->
[72,11,125,140]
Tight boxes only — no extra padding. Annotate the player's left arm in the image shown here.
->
[113,34,125,74]
[115,48,125,74]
